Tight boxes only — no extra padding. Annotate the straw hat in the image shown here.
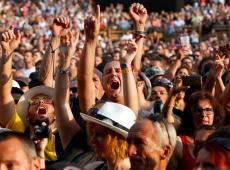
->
[16,86,54,126]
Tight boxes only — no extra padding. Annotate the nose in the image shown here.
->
[128,144,137,156]
[39,99,45,105]
[110,68,117,76]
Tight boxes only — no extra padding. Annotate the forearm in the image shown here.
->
[164,59,181,81]
[162,94,176,123]
[203,73,216,95]
[217,77,225,93]
[78,39,97,113]
[55,71,80,149]
[39,36,60,87]
[0,50,15,126]
[122,65,139,116]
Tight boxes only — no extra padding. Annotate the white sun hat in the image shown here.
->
[80,102,136,138]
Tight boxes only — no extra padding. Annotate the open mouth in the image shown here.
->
[37,107,47,115]
[110,81,120,90]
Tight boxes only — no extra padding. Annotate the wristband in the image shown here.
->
[134,31,146,40]
[122,68,132,74]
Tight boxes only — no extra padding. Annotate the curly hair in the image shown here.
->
[178,91,225,136]
[87,123,128,165]
[105,131,128,165]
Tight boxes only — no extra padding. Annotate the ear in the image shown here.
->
[31,158,40,170]
[160,144,172,160]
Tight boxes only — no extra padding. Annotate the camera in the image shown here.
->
[34,119,50,139]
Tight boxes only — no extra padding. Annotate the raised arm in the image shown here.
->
[0,28,21,126]
[55,29,80,149]
[39,16,70,87]
[164,46,188,81]
[78,5,101,113]
[129,3,148,72]
[203,55,225,95]
[120,39,139,116]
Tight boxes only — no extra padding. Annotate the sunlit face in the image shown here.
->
[127,120,161,170]
[193,99,214,128]
[87,123,113,159]
[27,94,55,125]
[102,61,123,101]
[151,86,168,104]
[0,137,40,170]
[24,52,33,64]
[176,68,189,77]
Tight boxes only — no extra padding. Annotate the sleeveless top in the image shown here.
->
[177,135,196,170]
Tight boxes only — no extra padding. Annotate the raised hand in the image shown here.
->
[129,3,148,31]
[0,28,21,54]
[59,30,79,67]
[178,45,189,60]
[120,39,138,65]
[211,55,225,79]
[52,16,70,37]
[84,5,100,40]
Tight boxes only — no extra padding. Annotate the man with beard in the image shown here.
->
[0,16,71,161]
[127,115,177,170]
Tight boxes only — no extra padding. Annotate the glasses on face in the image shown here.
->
[148,114,172,147]
[29,98,53,105]
[194,108,214,116]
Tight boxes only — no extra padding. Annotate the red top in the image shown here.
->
[177,135,196,170]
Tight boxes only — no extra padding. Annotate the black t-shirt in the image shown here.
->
[59,129,97,168]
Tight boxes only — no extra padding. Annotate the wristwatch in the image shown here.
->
[59,68,70,74]
[120,63,129,70]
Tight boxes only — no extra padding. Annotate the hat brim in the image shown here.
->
[16,86,54,126]
[80,113,128,138]
[139,72,152,100]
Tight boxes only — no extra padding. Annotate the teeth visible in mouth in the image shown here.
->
[38,107,46,115]
[110,81,119,90]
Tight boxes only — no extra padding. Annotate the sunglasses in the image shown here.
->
[194,108,214,116]
[148,114,172,147]
[29,98,53,105]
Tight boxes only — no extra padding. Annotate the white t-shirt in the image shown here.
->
[20,67,36,77]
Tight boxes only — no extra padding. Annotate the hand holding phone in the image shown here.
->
[180,36,190,48]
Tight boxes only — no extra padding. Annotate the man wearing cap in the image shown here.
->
[0,16,71,161]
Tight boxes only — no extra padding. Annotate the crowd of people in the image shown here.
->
[0,0,230,170]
